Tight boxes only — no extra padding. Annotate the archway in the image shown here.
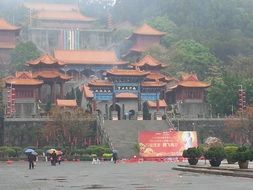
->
[109,104,121,120]
[129,110,135,120]
[81,69,95,78]
[142,102,151,120]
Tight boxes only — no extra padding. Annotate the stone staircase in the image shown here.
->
[102,120,169,159]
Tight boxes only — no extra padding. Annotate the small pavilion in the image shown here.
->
[5,72,43,117]
[0,18,20,65]
[27,54,71,103]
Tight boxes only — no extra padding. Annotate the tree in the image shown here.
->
[224,107,253,146]
[170,40,221,80]
[10,41,40,72]
[207,73,253,115]
[45,107,94,149]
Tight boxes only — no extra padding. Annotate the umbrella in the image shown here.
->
[25,148,35,154]
[56,150,63,155]
[31,151,38,156]
[46,148,57,154]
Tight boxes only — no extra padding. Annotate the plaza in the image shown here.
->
[0,161,253,190]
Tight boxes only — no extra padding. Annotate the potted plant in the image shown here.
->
[182,147,202,165]
[204,147,225,167]
[224,145,238,164]
[232,146,252,169]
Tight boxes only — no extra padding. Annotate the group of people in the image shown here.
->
[27,150,62,169]
[49,151,62,166]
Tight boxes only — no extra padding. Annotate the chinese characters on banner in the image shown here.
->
[139,131,198,157]
[6,86,16,117]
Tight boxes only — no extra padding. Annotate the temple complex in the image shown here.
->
[0,18,20,65]
[23,2,112,52]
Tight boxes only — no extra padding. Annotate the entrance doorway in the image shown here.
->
[109,104,121,120]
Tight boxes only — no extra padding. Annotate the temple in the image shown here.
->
[5,72,43,117]
[27,54,71,103]
[167,74,210,117]
[0,18,20,65]
[82,67,167,120]
[54,49,127,80]
[23,2,112,52]
[121,24,165,58]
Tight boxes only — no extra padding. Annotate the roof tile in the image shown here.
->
[133,24,166,36]
[0,19,20,30]
[56,99,77,107]
[147,100,167,108]
[107,69,150,76]
[54,50,126,65]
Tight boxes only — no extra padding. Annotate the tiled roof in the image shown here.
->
[54,50,126,65]
[88,79,113,87]
[32,70,71,80]
[56,99,77,107]
[27,54,64,66]
[23,2,79,11]
[132,55,166,68]
[107,69,150,76]
[83,85,94,98]
[146,72,167,81]
[5,71,43,86]
[147,100,167,108]
[141,81,166,87]
[0,19,20,30]
[35,10,96,22]
[178,74,210,88]
[177,81,210,88]
[133,24,166,36]
[0,42,16,49]
[116,93,138,99]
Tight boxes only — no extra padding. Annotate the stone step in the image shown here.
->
[102,120,169,158]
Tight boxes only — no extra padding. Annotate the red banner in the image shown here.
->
[139,131,198,157]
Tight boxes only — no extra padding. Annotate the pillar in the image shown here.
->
[52,81,56,103]
[60,82,64,98]
[38,86,41,101]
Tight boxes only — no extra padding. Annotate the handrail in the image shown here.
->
[96,114,114,151]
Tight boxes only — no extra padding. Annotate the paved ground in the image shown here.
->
[0,161,253,190]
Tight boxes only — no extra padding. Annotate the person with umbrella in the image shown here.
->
[25,149,37,169]
[51,150,57,166]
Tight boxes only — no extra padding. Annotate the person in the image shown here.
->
[112,151,118,164]
[57,155,62,165]
[28,153,34,169]
[51,151,57,166]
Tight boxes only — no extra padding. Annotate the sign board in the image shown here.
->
[139,131,198,157]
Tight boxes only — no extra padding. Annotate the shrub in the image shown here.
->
[204,147,226,161]
[224,146,238,163]
[182,147,202,159]
[0,146,16,158]
[80,155,92,161]
[232,146,252,163]
[103,153,113,160]
[85,145,111,157]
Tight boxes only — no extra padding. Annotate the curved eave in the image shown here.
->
[5,80,43,86]
[141,82,166,87]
